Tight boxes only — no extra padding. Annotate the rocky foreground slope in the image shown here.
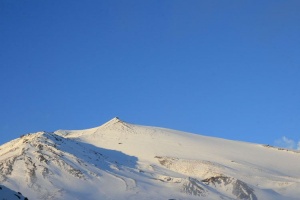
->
[0,117,299,199]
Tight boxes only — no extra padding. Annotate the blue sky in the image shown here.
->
[1,1,299,148]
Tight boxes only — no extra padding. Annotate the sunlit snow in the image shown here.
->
[0,117,299,200]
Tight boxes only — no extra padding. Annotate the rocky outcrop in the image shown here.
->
[202,175,257,200]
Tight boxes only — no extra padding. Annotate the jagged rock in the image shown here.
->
[202,175,257,200]
[182,177,207,197]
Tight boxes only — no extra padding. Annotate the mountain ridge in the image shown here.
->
[0,118,299,200]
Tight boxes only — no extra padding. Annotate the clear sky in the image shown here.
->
[1,1,299,149]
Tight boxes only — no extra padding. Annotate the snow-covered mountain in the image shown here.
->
[1,117,299,200]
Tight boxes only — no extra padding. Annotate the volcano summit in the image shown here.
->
[0,118,299,200]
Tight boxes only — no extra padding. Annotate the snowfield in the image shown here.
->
[0,185,28,200]
[0,117,299,200]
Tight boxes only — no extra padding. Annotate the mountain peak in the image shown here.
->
[110,116,121,122]
[100,117,122,127]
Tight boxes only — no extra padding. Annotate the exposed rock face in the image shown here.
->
[182,177,207,197]
[202,176,257,200]
[155,156,257,200]
[0,133,85,183]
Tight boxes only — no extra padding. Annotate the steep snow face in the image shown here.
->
[0,131,139,199]
[0,185,28,200]
[1,118,300,200]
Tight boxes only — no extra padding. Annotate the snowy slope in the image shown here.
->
[1,117,300,200]
[0,185,28,200]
